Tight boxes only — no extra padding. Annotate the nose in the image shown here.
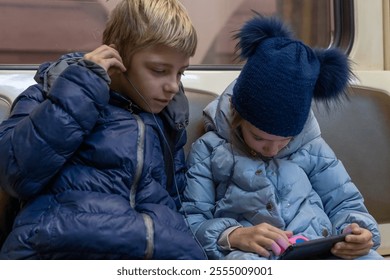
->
[163,75,180,95]
[262,142,280,157]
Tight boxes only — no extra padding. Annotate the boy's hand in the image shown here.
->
[228,223,293,258]
[83,44,127,77]
[331,223,374,259]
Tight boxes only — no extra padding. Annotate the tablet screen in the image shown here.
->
[278,233,348,260]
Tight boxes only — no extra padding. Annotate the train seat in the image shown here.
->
[183,88,219,156]
[0,93,11,124]
[312,85,390,226]
[0,93,19,246]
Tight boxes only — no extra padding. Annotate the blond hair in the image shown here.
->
[103,0,197,64]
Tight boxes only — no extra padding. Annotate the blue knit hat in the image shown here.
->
[232,15,352,137]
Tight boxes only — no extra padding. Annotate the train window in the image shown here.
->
[184,0,349,65]
[0,0,353,66]
[0,0,110,65]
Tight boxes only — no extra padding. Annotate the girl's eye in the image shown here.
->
[253,135,264,141]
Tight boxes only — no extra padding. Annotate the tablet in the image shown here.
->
[278,233,348,260]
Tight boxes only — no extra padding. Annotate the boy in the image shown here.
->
[0,0,205,259]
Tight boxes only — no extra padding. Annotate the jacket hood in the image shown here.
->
[203,80,322,157]
[34,52,93,94]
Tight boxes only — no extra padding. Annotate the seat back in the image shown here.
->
[0,93,18,246]
[0,93,11,124]
[184,88,218,156]
[313,86,390,224]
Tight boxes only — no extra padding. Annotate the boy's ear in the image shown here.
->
[108,43,117,50]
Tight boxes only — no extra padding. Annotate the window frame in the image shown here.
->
[332,0,355,53]
[0,0,354,70]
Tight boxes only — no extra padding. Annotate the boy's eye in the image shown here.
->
[153,69,165,74]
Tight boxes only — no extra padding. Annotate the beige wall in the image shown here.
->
[180,0,246,64]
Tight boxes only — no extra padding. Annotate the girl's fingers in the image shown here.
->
[252,244,271,258]
[269,241,282,255]
[274,236,291,252]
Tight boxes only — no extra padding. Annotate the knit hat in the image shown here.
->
[232,15,352,137]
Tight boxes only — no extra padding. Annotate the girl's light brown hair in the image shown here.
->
[230,105,255,157]
[103,0,197,64]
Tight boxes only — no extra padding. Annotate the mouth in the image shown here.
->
[154,98,170,106]
[258,153,274,160]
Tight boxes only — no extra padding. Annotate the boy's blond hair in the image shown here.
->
[103,0,197,64]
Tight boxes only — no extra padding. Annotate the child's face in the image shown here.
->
[241,120,292,158]
[122,44,189,113]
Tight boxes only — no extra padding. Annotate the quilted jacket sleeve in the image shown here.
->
[181,132,241,259]
[294,137,381,249]
[0,63,110,199]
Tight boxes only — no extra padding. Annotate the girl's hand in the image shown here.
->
[228,223,293,258]
[83,44,127,77]
[331,223,374,259]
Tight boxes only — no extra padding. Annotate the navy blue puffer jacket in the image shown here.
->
[0,53,205,259]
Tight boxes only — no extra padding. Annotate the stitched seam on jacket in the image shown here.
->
[129,114,145,208]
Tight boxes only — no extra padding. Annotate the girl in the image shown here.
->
[181,15,383,260]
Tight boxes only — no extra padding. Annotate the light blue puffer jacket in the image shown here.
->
[181,80,381,260]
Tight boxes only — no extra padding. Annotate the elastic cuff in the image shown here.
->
[217,226,242,251]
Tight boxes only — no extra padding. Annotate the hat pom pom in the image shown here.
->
[313,48,352,101]
[236,14,294,59]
